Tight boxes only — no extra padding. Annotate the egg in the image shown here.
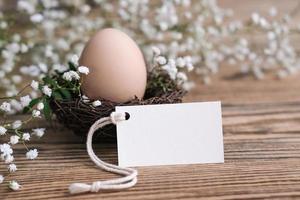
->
[79,28,147,103]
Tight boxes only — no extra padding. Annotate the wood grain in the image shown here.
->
[1,69,300,200]
[1,1,300,199]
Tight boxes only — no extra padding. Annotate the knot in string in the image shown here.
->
[91,181,102,193]
[110,112,126,124]
[69,112,138,195]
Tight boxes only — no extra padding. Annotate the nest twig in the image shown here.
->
[49,75,186,141]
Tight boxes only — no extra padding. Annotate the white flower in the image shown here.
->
[0,102,11,113]
[176,72,188,81]
[82,95,90,103]
[152,46,161,56]
[182,81,195,91]
[17,0,35,14]
[62,71,73,81]
[0,21,7,29]
[9,180,21,191]
[20,43,28,53]
[0,175,4,184]
[26,149,38,160]
[0,126,7,135]
[20,95,32,107]
[37,102,44,110]
[176,57,186,68]
[12,120,22,129]
[5,155,14,164]
[32,128,45,137]
[70,71,80,80]
[269,7,277,17]
[267,31,276,41]
[10,99,23,112]
[71,54,79,66]
[42,85,52,97]
[62,71,80,81]
[162,63,178,80]
[0,143,13,156]
[12,75,22,84]
[186,63,194,72]
[22,133,30,141]
[32,110,41,118]
[92,100,102,107]
[10,135,20,145]
[78,66,90,75]
[251,13,260,24]
[7,43,20,53]
[30,13,44,23]
[8,164,17,173]
[30,80,39,90]
[155,56,167,65]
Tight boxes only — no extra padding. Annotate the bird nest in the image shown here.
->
[49,74,186,141]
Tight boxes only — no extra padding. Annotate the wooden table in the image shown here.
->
[1,0,300,198]
[1,68,300,200]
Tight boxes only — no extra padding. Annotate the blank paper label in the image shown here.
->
[116,101,224,167]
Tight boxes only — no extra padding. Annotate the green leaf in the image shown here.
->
[43,98,52,120]
[68,61,77,71]
[22,98,41,114]
[42,76,58,88]
[52,91,63,100]
[59,88,72,100]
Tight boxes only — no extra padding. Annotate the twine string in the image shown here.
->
[69,112,138,194]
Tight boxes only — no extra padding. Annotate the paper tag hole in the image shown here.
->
[125,112,130,120]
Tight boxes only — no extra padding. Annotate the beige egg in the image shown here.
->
[80,28,147,103]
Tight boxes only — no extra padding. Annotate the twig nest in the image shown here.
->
[50,76,185,140]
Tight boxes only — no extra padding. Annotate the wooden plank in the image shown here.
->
[1,96,300,199]
[1,72,300,200]
[1,1,300,199]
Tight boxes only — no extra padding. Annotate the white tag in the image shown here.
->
[115,101,224,167]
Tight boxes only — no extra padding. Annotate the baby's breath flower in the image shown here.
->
[9,180,21,191]
[37,102,44,110]
[176,72,188,81]
[0,102,11,113]
[10,135,20,145]
[0,143,13,156]
[0,175,4,184]
[32,109,41,118]
[26,149,38,160]
[155,56,167,65]
[32,128,45,137]
[5,155,14,164]
[30,80,39,90]
[70,71,80,80]
[0,126,7,136]
[81,95,90,103]
[152,46,161,56]
[182,81,195,91]
[20,95,32,107]
[176,57,186,68]
[12,120,22,129]
[62,70,80,81]
[251,12,260,24]
[8,164,17,173]
[92,100,102,107]
[42,85,52,97]
[22,133,30,141]
[30,13,44,23]
[10,99,23,112]
[186,63,194,72]
[78,66,90,75]
[62,71,73,81]
[71,54,79,66]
